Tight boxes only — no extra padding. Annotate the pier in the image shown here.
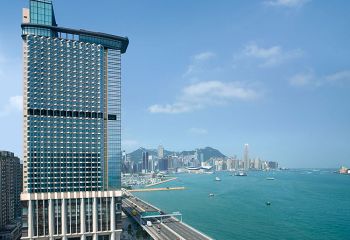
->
[128,186,186,192]
[122,189,213,240]
[145,177,178,187]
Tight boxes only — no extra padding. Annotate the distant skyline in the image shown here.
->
[1,0,350,168]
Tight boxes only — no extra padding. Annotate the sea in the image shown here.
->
[134,169,350,240]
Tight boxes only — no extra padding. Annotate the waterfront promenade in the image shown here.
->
[122,189,213,240]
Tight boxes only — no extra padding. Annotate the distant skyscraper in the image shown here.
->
[142,152,149,173]
[158,145,164,159]
[148,155,154,172]
[200,153,204,163]
[268,161,278,169]
[226,158,233,171]
[243,144,249,170]
[158,158,169,171]
[20,0,129,239]
[0,151,22,240]
[254,158,261,170]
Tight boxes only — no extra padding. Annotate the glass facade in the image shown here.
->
[29,0,56,26]
[23,0,128,194]
[22,201,29,237]
[106,49,122,190]
[25,35,104,193]
[85,198,93,233]
[54,200,62,235]
[32,200,49,237]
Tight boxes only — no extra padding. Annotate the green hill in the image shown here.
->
[128,146,226,162]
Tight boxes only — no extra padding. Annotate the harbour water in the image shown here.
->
[134,170,350,240]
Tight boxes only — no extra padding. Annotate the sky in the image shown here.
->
[0,0,350,168]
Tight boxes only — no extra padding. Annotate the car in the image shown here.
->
[146,221,152,227]
[157,225,161,229]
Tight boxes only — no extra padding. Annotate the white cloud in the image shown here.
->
[289,69,350,88]
[148,103,193,114]
[0,95,22,117]
[189,128,208,135]
[325,70,350,83]
[242,43,303,67]
[244,44,281,59]
[183,51,216,77]
[9,96,23,111]
[121,139,139,150]
[148,81,258,114]
[289,72,314,87]
[194,52,216,61]
[265,0,310,7]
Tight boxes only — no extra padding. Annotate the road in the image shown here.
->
[122,192,213,240]
[122,197,179,240]
[163,218,210,240]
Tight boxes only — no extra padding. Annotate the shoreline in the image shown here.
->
[145,177,177,187]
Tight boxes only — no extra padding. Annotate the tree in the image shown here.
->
[142,230,148,239]
[136,227,142,239]
[127,224,132,235]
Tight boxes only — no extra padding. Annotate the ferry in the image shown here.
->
[339,166,350,175]
[215,177,221,181]
[235,172,247,176]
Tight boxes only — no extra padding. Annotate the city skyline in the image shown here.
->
[1,0,350,168]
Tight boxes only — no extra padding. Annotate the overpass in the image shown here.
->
[122,190,213,240]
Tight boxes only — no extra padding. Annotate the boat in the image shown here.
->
[208,193,214,197]
[266,177,275,180]
[215,177,221,181]
[235,172,247,176]
[265,201,271,206]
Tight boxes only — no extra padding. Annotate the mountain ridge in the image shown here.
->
[127,146,226,162]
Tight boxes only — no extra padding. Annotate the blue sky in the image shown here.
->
[0,0,350,168]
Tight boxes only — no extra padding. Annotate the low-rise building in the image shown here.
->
[0,151,22,240]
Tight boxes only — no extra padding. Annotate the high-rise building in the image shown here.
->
[0,151,22,240]
[20,1,129,239]
[157,145,164,159]
[148,155,154,172]
[142,152,149,173]
[268,161,278,169]
[254,158,261,170]
[243,144,249,170]
[226,158,233,171]
[158,158,168,171]
[199,153,204,163]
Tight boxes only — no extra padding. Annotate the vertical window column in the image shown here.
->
[48,199,54,238]
[110,196,115,239]
[61,198,67,238]
[80,198,86,235]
